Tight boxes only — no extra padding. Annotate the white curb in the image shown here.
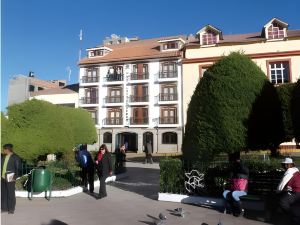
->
[16,172,128,198]
[158,193,225,208]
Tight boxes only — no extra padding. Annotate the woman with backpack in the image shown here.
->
[94,144,112,199]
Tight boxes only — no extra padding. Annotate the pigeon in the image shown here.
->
[153,213,167,225]
[174,208,189,218]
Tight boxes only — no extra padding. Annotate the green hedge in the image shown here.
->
[159,158,184,193]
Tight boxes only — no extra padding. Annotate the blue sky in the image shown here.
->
[2,0,300,111]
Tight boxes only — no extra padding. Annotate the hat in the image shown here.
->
[282,157,293,164]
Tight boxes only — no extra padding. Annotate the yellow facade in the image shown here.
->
[182,39,300,125]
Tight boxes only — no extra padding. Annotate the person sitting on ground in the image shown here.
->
[223,152,249,217]
[277,157,300,224]
[75,144,94,193]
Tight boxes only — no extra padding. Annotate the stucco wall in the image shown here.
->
[31,93,79,107]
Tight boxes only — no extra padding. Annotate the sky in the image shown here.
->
[1,0,300,111]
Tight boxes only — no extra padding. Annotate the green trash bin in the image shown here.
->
[29,168,52,201]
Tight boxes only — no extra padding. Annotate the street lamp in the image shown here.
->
[154,126,158,153]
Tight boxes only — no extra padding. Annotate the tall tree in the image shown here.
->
[182,52,284,162]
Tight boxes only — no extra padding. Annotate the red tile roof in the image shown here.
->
[78,36,184,65]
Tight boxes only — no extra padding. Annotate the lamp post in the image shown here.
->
[154,126,159,153]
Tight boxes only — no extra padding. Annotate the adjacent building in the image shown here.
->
[78,35,185,153]
[182,18,300,126]
[8,72,67,106]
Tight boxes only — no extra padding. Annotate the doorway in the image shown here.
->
[116,132,138,152]
[143,132,153,151]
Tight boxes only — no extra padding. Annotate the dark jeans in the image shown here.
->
[279,192,300,223]
[81,166,94,193]
[1,178,16,212]
[98,176,108,197]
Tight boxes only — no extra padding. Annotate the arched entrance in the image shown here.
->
[116,132,138,152]
[143,132,153,151]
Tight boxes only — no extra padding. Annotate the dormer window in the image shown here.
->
[263,18,288,40]
[163,41,179,50]
[202,30,218,45]
[87,46,112,58]
[158,38,185,51]
[196,25,222,47]
[268,24,284,39]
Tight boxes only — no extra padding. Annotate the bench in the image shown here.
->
[239,171,283,220]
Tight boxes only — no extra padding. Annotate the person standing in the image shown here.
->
[115,144,126,173]
[75,144,95,193]
[95,144,112,199]
[1,144,22,214]
[277,157,300,224]
[223,152,249,217]
[144,141,153,164]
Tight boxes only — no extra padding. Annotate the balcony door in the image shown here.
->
[85,88,98,103]
[132,107,148,124]
[132,84,148,102]
[161,107,177,124]
[160,62,177,78]
[161,84,177,101]
[109,87,122,103]
[108,108,122,125]
[133,64,148,79]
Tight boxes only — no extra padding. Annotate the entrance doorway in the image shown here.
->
[143,132,153,151]
[116,132,138,152]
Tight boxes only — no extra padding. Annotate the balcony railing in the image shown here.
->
[159,117,178,124]
[130,95,149,102]
[159,93,178,101]
[104,73,123,82]
[159,70,178,78]
[130,117,149,125]
[104,96,124,103]
[130,72,149,80]
[103,117,123,125]
[81,76,99,83]
[80,97,98,104]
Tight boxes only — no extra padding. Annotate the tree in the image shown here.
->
[291,80,300,143]
[1,99,97,162]
[182,52,284,162]
[276,83,296,142]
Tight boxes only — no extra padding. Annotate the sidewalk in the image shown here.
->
[1,162,275,225]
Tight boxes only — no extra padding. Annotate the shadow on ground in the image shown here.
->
[109,166,159,200]
[41,220,68,225]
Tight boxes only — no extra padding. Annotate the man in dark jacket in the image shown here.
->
[75,144,94,193]
[1,144,22,214]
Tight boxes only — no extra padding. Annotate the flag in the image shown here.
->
[79,29,83,41]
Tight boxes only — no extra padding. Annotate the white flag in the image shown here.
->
[79,29,83,41]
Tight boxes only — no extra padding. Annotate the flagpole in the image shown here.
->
[79,29,83,61]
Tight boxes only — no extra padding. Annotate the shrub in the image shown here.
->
[159,158,184,193]
[183,52,284,162]
[291,80,300,143]
[1,99,97,163]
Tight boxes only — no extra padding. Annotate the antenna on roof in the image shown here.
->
[79,29,83,60]
[66,66,72,82]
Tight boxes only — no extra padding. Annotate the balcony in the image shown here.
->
[104,73,124,82]
[159,117,178,124]
[130,72,149,80]
[159,71,178,79]
[159,93,178,101]
[130,95,149,102]
[130,117,149,125]
[103,117,123,125]
[81,76,99,83]
[80,97,98,104]
[104,96,124,104]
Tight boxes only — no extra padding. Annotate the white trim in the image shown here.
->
[16,173,128,198]
[158,38,186,43]
[86,46,113,51]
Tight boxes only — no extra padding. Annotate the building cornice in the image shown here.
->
[182,50,300,64]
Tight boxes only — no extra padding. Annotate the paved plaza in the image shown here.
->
[1,162,286,225]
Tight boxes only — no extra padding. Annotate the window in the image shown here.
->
[160,62,177,78]
[199,65,212,80]
[29,85,35,92]
[160,84,177,101]
[38,87,44,91]
[163,41,179,50]
[268,61,290,84]
[108,66,123,75]
[162,132,177,144]
[86,67,98,77]
[160,107,177,124]
[103,132,112,143]
[268,24,285,40]
[202,30,217,45]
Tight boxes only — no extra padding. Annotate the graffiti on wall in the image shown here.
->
[184,170,205,193]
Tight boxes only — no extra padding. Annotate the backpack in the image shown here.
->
[76,151,88,167]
